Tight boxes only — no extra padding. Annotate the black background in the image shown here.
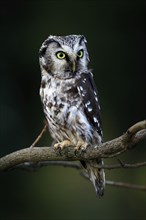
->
[0,1,146,220]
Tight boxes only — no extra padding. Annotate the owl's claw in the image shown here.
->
[74,141,89,155]
[54,140,72,151]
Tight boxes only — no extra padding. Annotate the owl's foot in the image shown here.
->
[75,141,89,155]
[54,140,72,151]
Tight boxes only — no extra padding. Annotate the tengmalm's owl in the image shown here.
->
[39,35,105,196]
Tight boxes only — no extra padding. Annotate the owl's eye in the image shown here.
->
[56,51,66,59]
[77,49,84,58]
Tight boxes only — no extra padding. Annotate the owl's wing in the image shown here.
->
[77,71,103,138]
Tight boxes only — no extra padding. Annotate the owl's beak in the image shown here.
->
[72,61,76,73]
[70,53,77,73]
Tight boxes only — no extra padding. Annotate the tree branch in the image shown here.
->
[9,160,146,171]
[0,120,146,171]
[7,160,146,191]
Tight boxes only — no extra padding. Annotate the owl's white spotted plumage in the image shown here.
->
[39,35,105,196]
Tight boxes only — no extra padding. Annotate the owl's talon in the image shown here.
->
[54,143,63,155]
[74,141,88,155]
[54,140,72,151]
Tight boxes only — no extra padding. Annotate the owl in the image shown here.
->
[39,35,105,196]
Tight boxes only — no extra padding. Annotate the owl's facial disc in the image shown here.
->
[39,36,89,79]
[55,46,85,74]
[55,49,79,73]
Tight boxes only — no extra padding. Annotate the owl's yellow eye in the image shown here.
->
[77,49,84,58]
[56,51,66,59]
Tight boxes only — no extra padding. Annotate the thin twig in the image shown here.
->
[106,180,146,191]
[93,161,146,169]
[11,161,81,171]
[80,171,146,191]
[30,123,47,148]
[10,161,146,191]
[10,160,146,171]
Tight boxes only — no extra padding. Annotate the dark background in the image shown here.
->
[0,1,146,220]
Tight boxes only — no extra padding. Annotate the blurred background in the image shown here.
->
[0,1,146,220]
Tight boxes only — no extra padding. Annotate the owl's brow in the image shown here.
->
[78,36,85,45]
[46,39,61,47]
[39,39,62,57]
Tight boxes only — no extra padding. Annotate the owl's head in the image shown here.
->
[39,35,89,79]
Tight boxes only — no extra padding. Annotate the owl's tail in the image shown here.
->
[81,159,105,197]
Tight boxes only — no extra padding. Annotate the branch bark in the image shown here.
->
[0,120,145,171]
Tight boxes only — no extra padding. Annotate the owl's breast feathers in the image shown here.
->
[40,71,102,145]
